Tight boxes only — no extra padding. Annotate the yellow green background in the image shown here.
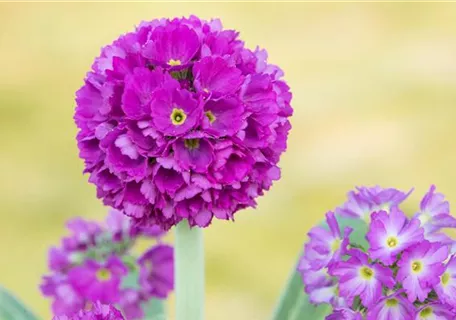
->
[1,2,455,319]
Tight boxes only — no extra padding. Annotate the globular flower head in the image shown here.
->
[41,211,173,319]
[52,302,125,320]
[329,249,394,307]
[74,16,292,230]
[336,186,412,221]
[397,241,449,302]
[300,185,456,318]
[366,291,416,320]
[367,208,424,265]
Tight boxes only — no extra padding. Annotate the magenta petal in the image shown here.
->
[203,97,244,137]
[122,68,177,119]
[193,56,244,95]
[142,23,200,65]
[174,138,214,173]
[154,166,185,196]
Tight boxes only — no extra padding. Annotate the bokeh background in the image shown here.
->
[1,2,456,319]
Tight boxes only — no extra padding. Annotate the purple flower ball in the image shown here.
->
[74,16,293,229]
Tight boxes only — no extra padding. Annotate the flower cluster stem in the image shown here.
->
[175,221,205,320]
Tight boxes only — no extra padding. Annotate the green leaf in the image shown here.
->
[143,298,165,320]
[121,269,166,320]
[0,285,39,320]
[271,216,368,320]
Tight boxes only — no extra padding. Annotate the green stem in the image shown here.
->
[175,221,205,320]
[270,261,303,320]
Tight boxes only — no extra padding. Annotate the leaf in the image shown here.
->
[121,269,166,320]
[270,216,368,320]
[0,285,40,320]
[143,298,165,320]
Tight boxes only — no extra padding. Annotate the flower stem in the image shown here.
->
[175,221,205,320]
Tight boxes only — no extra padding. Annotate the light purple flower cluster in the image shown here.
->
[41,210,173,319]
[298,185,456,319]
[52,302,124,320]
[74,16,292,230]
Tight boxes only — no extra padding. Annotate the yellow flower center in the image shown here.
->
[360,266,375,280]
[385,298,398,307]
[419,307,433,317]
[442,272,450,286]
[411,261,423,273]
[205,111,216,124]
[171,108,187,125]
[386,236,398,248]
[184,139,200,150]
[168,59,182,66]
[331,238,341,252]
[96,268,111,282]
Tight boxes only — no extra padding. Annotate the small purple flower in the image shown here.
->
[121,67,177,120]
[138,244,174,298]
[367,209,424,265]
[329,249,394,307]
[142,23,200,66]
[434,255,456,308]
[150,87,202,136]
[336,186,412,221]
[41,276,85,316]
[52,301,125,320]
[49,247,71,272]
[397,241,449,302]
[414,186,456,248]
[202,97,245,137]
[366,291,415,320]
[297,257,332,294]
[68,256,128,303]
[173,137,214,173]
[305,212,352,270]
[326,308,363,320]
[415,303,456,319]
[63,218,102,251]
[193,56,244,96]
[118,289,144,320]
[416,185,450,225]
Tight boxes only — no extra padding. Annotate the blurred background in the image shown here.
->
[1,2,456,319]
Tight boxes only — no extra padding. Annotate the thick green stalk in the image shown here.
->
[175,221,205,320]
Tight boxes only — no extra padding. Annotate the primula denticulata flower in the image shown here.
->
[298,185,456,319]
[74,16,293,230]
[41,210,173,319]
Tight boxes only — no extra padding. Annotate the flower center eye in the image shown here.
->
[205,111,216,124]
[442,272,450,286]
[386,236,398,248]
[171,108,187,125]
[96,268,111,281]
[331,239,341,252]
[419,307,433,317]
[385,298,398,307]
[168,59,182,66]
[360,266,374,280]
[411,261,423,273]
[184,139,200,150]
